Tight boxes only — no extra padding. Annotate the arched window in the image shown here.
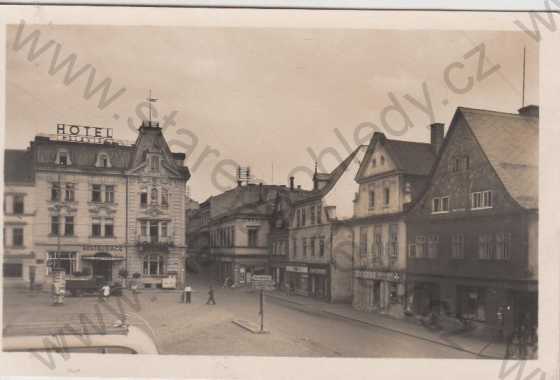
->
[96,153,111,168]
[56,149,72,166]
[150,188,158,204]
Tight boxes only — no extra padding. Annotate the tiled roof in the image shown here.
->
[4,149,34,184]
[384,140,437,176]
[460,107,538,210]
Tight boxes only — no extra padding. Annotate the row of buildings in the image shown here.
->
[3,121,190,289]
[186,105,539,330]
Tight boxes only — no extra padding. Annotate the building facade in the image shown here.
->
[350,130,437,318]
[4,120,190,289]
[285,146,365,303]
[406,106,539,330]
[3,150,38,288]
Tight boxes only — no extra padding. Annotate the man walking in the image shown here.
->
[206,285,216,305]
[185,284,192,304]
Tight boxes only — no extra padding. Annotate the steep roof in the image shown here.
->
[383,140,437,176]
[4,149,34,184]
[459,107,538,210]
[356,132,437,181]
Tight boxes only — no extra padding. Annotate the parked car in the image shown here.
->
[3,315,159,354]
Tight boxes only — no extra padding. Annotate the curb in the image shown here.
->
[320,309,501,359]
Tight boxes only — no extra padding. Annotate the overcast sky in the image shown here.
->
[6,26,538,202]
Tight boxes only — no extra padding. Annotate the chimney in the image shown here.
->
[289,176,295,190]
[430,123,444,155]
[518,105,539,118]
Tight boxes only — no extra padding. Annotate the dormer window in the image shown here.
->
[96,152,111,168]
[150,156,160,171]
[55,149,71,166]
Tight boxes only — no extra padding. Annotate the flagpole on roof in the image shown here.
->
[522,47,526,108]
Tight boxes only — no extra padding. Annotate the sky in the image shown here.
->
[5,25,538,202]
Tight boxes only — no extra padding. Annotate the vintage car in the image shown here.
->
[3,315,159,354]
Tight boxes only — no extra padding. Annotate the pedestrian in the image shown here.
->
[503,305,515,358]
[101,283,111,302]
[185,284,192,304]
[206,285,216,305]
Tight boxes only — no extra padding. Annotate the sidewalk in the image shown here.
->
[265,290,509,359]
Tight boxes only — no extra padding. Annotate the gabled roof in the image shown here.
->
[4,149,34,184]
[355,132,436,181]
[294,145,366,205]
[459,107,538,209]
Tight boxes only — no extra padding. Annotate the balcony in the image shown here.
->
[136,235,175,252]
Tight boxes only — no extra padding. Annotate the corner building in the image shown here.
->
[6,120,190,289]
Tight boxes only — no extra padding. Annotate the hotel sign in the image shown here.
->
[286,265,308,273]
[82,244,124,252]
[56,124,114,144]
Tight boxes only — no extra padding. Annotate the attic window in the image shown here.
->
[55,149,71,166]
[96,152,111,168]
[150,156,160,171]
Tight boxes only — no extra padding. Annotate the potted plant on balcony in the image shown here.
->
[118,269,129,288]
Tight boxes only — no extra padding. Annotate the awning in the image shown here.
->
[81,256,125,261]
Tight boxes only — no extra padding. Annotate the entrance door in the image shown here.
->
[92,253,113,283]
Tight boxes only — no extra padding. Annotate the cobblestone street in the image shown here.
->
[3,272,480,358]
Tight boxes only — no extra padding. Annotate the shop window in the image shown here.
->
[143,255,165,275]
[64,216,74,236]
[91,185,102,202]
[13,195,24,214]
[12,228,24,247]
[3,263,23,278]
[47,252,77,274]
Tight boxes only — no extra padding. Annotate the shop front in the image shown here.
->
[269,263,287,290]
[353,270,406,317]
[285,264,309,296]
[308,265,329,300]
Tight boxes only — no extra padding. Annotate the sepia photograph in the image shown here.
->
[0,3,558,380]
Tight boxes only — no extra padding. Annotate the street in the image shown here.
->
[3,272,476,358]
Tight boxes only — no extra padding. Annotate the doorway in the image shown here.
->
[92,253,113,283]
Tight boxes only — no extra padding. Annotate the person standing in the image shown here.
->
[503,305,515,358]
[185,284,192,304]
[101,283,111,302]
[206,285,216,305]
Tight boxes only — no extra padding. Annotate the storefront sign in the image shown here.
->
[354,270,403,282]
[309,268,327,275]
[162,276,177,289]
[56,124,114,144]
[286,265,308,273]
[82,245,124,252]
